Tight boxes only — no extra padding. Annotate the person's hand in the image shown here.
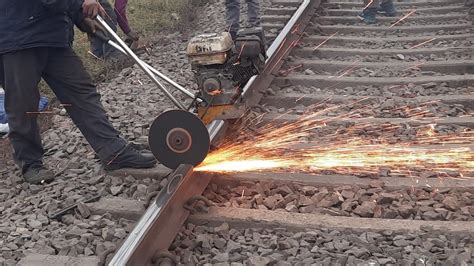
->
[126,31,140,41]
[82,0,105,18]
[78,17,105,35]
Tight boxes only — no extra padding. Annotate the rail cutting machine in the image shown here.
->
[95,16,266,169]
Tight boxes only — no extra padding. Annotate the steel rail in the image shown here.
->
[109,1,320,265]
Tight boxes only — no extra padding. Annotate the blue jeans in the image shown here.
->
[90,0,119,59]
[225,0,261,35]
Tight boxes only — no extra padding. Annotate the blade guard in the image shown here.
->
[197,104,246,125]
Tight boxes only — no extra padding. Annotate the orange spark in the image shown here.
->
[270,34,304,74]
[207,89,222,96]
[279,64,304,76]
[402,61,427,71]
[328,60,360,78]
[195,103,474,178]
[389,9,416,28]
[363,0,374,10]
[291,23,301,34]
[313,32,338,51]
[409,38,436,49]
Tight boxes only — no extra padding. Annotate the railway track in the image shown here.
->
[18,0,473,265]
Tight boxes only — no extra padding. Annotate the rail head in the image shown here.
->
[109,1,320,265]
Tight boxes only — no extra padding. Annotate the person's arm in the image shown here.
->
[40,0,83,14]
[114,0,131,34]
[40,0,105,18]
[114,0,139,40]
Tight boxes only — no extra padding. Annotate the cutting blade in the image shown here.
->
[148,110,210,169]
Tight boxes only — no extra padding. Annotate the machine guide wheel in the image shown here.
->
[148,110,210,169]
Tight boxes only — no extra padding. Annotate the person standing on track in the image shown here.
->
[225,0,262,40]
[358,0,397,24]
[0,0,157,185]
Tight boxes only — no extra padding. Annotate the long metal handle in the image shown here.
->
[96,16,186,109]
[105,38,198,101]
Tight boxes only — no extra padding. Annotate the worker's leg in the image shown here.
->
[379,0,397,16]
[0,55,3,87]
[1,49,47,172]
[467,0,474,20]
[358,0,380,24]
[90,0,119,58]
[246,0,261,28]
[42,48,127,161]
[41,48,156,170]
[225,0,241,39]
[100,0,120,58]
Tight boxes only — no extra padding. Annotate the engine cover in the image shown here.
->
[186,32,233,65]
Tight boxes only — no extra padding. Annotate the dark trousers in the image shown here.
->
[225,0,261,35]
[0,47,126,172]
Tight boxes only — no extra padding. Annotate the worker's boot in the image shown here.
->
[104,144,157,170]
[378,1,397,17]
[357,7,377,24]
[23,165,55,185]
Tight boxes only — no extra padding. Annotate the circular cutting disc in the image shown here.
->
[148,110,210,169]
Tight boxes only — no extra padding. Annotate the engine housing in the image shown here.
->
[186,28,266,106]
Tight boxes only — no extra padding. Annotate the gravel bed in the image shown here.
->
[171,222,473,265]
[203,181,474,221]
[326,3,466,10]
[303,38,473,50]
[291,64,462,78]
[320,18,471,27]
[313,29,472,38]
[307,50,473,62]
[0,0,273,263]
[265,83,472,118]
[266,100,471,118]
[302,123,470,146]
[221,110,474,180]
[1,0,471,264]
[276,83,473,97]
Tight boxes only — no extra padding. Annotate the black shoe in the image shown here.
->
[129,142,151,153]
[23,166,55,185]
[104,144,157,171]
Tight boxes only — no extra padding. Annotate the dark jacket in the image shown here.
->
[0,0,83,54]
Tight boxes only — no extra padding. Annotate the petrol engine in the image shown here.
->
[186,28,266,123]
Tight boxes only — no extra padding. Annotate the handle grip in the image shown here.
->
[93,29,110,43]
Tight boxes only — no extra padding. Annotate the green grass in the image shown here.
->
[40,0,199,100]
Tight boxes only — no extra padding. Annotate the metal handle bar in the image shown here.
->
[97,16,188,109]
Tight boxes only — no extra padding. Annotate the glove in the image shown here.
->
[126,31,140,41]
[82,0,105,18]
